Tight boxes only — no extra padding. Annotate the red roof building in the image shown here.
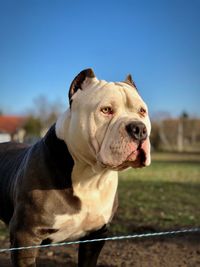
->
[0,115,27,142]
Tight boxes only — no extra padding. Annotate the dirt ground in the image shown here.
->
[0,234,200,267]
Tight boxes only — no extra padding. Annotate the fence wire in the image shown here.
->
[0,227,200,253]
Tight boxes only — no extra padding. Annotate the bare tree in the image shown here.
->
[33,95,65,134]
[24,95,65,138]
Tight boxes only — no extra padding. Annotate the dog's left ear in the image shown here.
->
[124,74,138,90]
[69,68,98,106]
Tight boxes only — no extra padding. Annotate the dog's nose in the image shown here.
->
[126,121,147,142]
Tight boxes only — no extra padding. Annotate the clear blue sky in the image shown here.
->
[0,0,200,117]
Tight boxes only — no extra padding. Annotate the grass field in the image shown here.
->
[0,152,200,238]
[112,152,200,234]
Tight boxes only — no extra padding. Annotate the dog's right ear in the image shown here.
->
[68,68,97,106]
[124,74,138,91]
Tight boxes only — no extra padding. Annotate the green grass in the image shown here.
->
[111,152,200,234]
[0,152,200,238]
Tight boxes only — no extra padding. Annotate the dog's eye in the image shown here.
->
[139,107,146,117]
[101,106,114,115]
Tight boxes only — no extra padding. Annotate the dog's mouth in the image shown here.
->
[116,142,147,170]
[126,145,146,167]
[99,141,148,171]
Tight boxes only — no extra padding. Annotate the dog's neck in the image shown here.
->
[71,161,118,200]
[55,110,104,171]
[43,124,74,187]
[54,115,118,192]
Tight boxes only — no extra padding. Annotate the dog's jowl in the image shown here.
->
[0,69,151,267]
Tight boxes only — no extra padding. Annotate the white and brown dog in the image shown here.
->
[0,69,151,267]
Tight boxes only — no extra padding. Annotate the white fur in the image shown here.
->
[50,168,118,242]
[54,75,151,241]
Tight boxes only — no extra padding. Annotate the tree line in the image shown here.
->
[151,113,200,152]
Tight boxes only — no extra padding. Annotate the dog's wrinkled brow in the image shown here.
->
[117,83,142,110]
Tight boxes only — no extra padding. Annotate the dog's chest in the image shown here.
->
[49,172,118,242]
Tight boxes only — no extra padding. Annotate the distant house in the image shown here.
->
[0,115,27,143]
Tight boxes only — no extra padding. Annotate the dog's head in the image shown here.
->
[56,69,151,170]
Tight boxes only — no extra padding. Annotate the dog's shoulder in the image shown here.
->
[18,125,75,190]
[42,124,74,179]
[0,141,29,155]
[0,141,30,172]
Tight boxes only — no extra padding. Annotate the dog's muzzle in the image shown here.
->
[122,121,148,168]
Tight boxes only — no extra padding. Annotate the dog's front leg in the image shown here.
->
[78,225,108,267]
[10,230,41,267]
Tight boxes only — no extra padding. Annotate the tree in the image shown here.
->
[150,122,162,150]
[180,111,189,119]
[23,116,42,137]
[33,95,64,131]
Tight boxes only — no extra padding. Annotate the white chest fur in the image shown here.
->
[50,169,118,242]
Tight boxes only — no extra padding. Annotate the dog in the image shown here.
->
[0,69,151,267]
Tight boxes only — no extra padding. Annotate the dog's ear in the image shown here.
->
[125,74,134,84]
[124,74,138,90]
[69,68,97,106]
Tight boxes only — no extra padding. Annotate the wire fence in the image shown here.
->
[0,227,200,253]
